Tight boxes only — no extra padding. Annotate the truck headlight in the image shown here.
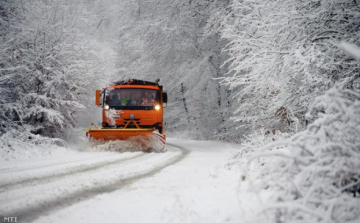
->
[155,105,160,110]
[104,104,110,110]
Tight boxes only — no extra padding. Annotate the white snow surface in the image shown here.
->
[0,138,244,223]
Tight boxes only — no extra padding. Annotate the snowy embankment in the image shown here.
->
[231,87,360,223]
[0,130,73,162]
[0,138,243,223]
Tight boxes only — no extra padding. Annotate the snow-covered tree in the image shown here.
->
[219,0,360,221]
[237,86,360,223]
[220,0,360,134]
[0,0,99,138]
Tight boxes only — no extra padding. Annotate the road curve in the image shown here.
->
[0,143,189,223]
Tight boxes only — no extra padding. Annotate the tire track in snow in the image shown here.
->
[0,153,118,174]
[0,143,189,223]
[0,153,146,192]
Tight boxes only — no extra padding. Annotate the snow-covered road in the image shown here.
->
[0,138,242,223]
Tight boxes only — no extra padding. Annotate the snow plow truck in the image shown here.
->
[83,79,168,152]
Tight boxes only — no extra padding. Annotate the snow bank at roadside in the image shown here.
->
[230,87,360,223]
[0,130,74,162]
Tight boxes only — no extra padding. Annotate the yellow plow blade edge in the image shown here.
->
[83,128,155,141]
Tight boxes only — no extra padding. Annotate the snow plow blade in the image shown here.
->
[84,128,154,140]
[83,128,166,152]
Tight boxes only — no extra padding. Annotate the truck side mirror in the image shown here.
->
[95,90,101,106]
[162,92,167,107]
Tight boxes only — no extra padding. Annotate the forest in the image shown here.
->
[1,0,359,222]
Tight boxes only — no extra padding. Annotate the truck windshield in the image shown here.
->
[105,88,159,110]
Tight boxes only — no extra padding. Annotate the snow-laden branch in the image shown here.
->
[236,86,360,223]
[219,0,360,134]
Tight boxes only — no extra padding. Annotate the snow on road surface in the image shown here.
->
[0,138,243,223]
